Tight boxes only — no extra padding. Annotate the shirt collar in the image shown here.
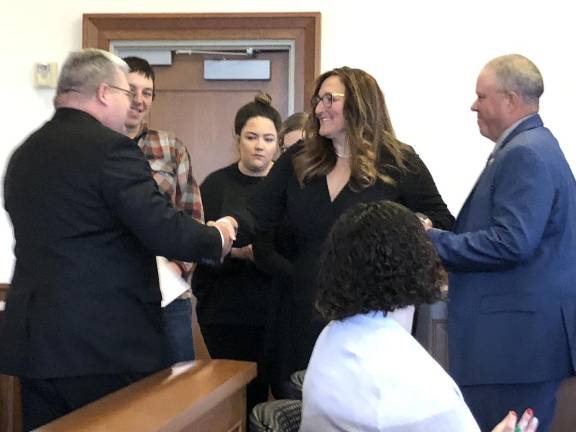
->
[492,113,537,154]
[134,123,149,143]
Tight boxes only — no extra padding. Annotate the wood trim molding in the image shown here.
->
[82,13,321,109]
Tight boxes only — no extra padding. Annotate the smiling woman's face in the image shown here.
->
[315,75,346,142]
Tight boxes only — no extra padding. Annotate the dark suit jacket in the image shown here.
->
[429,114,576,385]
[0,108,222,378]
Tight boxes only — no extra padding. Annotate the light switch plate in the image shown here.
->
[34,62,58,88]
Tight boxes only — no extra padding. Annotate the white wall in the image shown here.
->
[1,0,575,281]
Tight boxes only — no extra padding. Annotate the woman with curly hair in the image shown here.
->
[299,201,538,432]
[250,67,455,386]
[249,201,537,431]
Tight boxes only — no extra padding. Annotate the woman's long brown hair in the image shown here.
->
[293,67,407,190]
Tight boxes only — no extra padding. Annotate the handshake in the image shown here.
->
[207,216,238,260]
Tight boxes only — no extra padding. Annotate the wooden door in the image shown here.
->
[150,51,289,183]
[148,51,289,360]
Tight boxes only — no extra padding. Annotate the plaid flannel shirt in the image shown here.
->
[137,125,204,280]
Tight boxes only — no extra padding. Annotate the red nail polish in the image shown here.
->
[526,408,533,416]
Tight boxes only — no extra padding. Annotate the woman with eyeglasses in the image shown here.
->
[250,67,455,385]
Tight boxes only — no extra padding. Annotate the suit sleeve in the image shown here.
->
[399,151,455,230]
[428,145,554,272]
[101,137,222,263]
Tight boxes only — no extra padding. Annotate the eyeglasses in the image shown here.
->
[107,84,136,100]
[311,92,345,108]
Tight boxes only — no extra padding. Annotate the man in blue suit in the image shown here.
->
[427,54,576,431]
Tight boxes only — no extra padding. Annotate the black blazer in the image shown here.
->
[0,108,222,378]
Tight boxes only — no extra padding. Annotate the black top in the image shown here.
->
[250,142,455,371]
[0,108,222,378]
[193,163,271,326]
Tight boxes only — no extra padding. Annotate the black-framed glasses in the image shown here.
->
[107,84,136,100]
[311,92,345,108]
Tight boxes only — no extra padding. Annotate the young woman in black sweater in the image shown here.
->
[192,92,281,411]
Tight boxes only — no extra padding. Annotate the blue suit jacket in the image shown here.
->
[429,114,576,385]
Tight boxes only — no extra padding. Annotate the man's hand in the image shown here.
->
[231,244,254,261]
[217,216,238,237]
[207,216,238,260]
[165,260,182,276]
[415,212,433,230]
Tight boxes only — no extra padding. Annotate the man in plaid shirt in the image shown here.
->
[124,56,201,364]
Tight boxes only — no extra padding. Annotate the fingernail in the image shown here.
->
[526,408,533,416]
[510,410,517,417]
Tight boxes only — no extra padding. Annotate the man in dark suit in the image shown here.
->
[427,54,576,431]
[0,48,236,431]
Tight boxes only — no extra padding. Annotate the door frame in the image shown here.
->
[82,12,321,112]
[111,39,297,113]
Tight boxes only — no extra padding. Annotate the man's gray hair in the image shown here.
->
[56,49,129,98]
[487,54,544,105]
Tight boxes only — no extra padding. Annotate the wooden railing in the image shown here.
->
[34,359,256,432]
[1,279,255,432]
[2,287,574,431]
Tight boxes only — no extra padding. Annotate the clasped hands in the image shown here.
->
[207,216,238,260]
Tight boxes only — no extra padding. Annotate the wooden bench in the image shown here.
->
[34,359,256,432]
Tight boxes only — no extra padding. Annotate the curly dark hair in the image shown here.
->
[315,201,445,321]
